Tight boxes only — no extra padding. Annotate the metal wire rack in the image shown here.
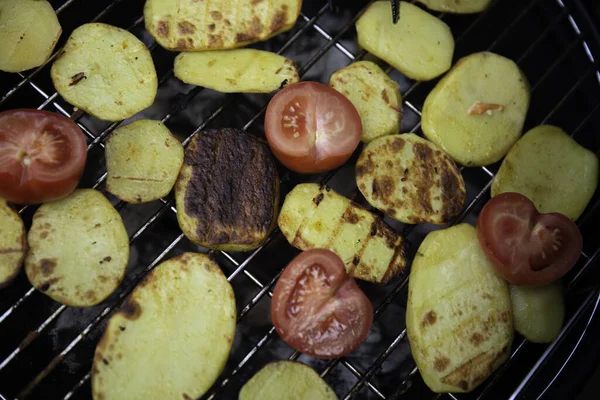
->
[1,0,600,399]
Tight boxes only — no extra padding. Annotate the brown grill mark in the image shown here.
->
[177,38,194,49]
[343,209,360,224]
[183,394,193,400]
[441,347,509,391]
[156,20,169,37]
[69,72,86,86]
[270,7,288,32]
[314,193,324,206]
[422,311,437,327]
[178,21,195,34]
[211,11,223,20]
[439,158,465,222]
[208,23,216,32]
[39,277,61,291]
[391,138,405,152]
[470,332,484,346]
[381,89,390,103]
[482,293,493,300]
[434,357,450,372]
[121,298,142,320]
[372,176,395,201]
[208,35,223,47]
[39,259,57,277]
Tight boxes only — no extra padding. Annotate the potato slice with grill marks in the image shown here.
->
[0,200,26,288]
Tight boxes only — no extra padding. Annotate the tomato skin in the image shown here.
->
[271,249,373,359]
[477,192,583,286]
[0,109,87,204]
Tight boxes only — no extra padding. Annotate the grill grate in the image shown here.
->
[1,0,600,399]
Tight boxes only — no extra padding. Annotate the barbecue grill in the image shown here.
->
[1,0,600,399]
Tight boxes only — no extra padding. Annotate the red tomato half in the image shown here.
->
[271,249,373,359]
[0,109,87,204]
[477,192,582,286]
[265,82,362,174]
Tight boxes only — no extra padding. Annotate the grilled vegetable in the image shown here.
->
[0,0,61,73]
[144,0,302,51]
[416,0,492,13]
[175,128,279,251]
[356,1,454,81]
[356,134,465,224]
[174,49,299,93]
[422,52,530,166]
[106,119,184,204]
[0,200,26,288]
[329,61,402,143]
[239,361,337,400]
[492,125,599,220]
[25,189,129,307]
[92,253,236,400]
[51,23,158,122]
[406,223,513,393]
[278,183,406,283]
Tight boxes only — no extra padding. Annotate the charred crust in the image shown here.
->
[314,193,324,206]
[439,161,465,222]
[39,259,57,277]
[370,222,377,236]
[352,257,360,266]
[69,72,86,86]
[121,298,142,320]
[278,79,288,89]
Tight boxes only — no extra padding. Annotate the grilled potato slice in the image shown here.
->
[106,119,184,204]
[329,61,402,143]
[0,200,26,288]
[278,183,406,283]
[356,134,465,224]
[416,0,492,13]
[239,361,337,400]
[25,189,129,307]
[492,125,599,220]
[51,23,157,122]
[422,52,530,166]
[144,0,302,51]
[175,128,279,251]
[406,223,513,393]
[174,49,299,93]
[0,0,61,73]
[356,1,454,81]
[92,253,236,400]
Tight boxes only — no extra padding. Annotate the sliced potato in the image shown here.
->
[422,52,530,166]
[356,1,454,81]
[51,23,157,122]
[106,119,184,204]
[0,0,61,73]
[25,189,129,307]
[0,200,26,288]
[492,125,599,220]
[278,183,406,283]
[510,281,564,344]
[329,61,402,143]
[416,0,492,13]
[406,223,513,393]
[174,49,299,93]
[144,0,302,51]
[239,361,337,400]
[92,253,236,400]
[356,134,465,224]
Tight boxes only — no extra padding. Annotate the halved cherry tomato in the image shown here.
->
[477,192,582,286]
[271,249,373,359]
[264,82,362,174]
[0,109,87,204]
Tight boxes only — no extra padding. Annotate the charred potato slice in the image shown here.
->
[25,189,129,307]
[144,0,302,51]
[106,119,184,204]
[407,224,513,393]
[278,183,406,283]
[174,49,299,93]
[175,128,279,251]
[329,61,402,143]
[356,134,465,224]
[0,200,27,288]
[51,23,157,122]
[416,0,492,13]
[240,361,337,400]
[92,253,236,400]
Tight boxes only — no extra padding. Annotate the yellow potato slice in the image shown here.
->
[106,119,184,204]
[0,0,61,73]
[416,0,492,14]
[92,253,236,400]
[422,52,530,166]
[356,1,454,81]
[0,200,26,288]
[329,61,402,143]
[25,189,129,307]
[174,49,299,93]
[406,223,513,393]
[51,23,157,122]
[492,125,599,220]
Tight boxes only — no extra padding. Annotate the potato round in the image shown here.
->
[416,0,492,13]
[25,189,129,306]
[51,23,157,122]
[422,52,530,166]
[329,61,402,143]
[356,134,465,224]
[0,0,61,73]
[106,119,184,204]
[92,252,236,400]
[406,223,513,393]
[492,125,599,220]
[0,200,26,288]
[239,361,337,400]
